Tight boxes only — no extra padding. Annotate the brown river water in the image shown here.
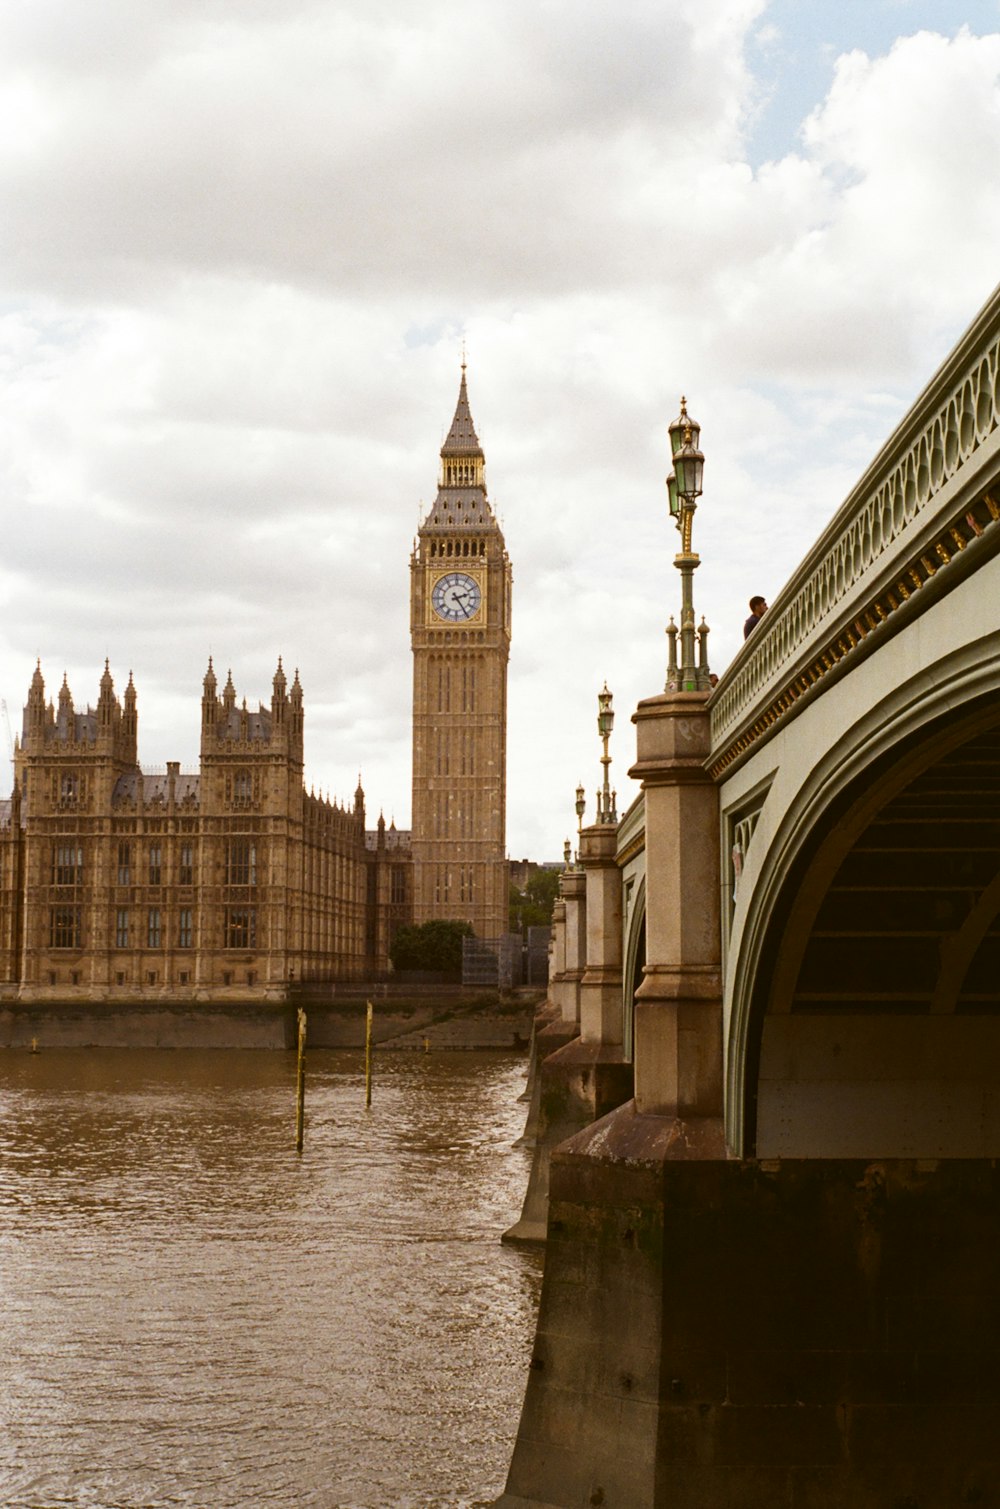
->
[0,1048,542,1509]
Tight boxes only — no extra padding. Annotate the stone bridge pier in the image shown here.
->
[505,823,633,1245]
[512,885,577,1158]
[499,688,737,1508]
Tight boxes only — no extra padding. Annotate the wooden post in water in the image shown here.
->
[365,999,373,1109]
[295,1008,307,1152]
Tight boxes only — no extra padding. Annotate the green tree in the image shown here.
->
[389,918,474,976]
[509,866,561,932]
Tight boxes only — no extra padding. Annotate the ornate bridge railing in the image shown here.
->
[708,281,1000,781]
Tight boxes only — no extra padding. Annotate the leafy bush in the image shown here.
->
[389,919,474,975]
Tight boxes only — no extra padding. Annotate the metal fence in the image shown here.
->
[462,931,549,989]
[525,926,550,987]
[461,933,521,989]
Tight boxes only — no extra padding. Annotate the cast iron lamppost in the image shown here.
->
[574,782,586,863]
[596,683,617,824]
[665,396,712,693]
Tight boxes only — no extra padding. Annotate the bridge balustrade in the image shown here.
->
[710,286,1000,781]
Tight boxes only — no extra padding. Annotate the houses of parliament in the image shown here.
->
[0,371,512,1002]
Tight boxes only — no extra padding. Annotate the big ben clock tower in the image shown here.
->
[410,365,512,939]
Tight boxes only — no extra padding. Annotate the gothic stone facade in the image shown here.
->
[0,659,412,1001]
[410,368,512,939]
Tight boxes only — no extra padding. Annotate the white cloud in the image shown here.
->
[1,5,999,858]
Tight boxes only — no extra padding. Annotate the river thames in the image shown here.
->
[0,1047,542,1509]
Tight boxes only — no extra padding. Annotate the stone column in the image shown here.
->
[578,823,623,1044]
[629,690,722,1121]
[559,867,586,1029]
[546,895,569,1021]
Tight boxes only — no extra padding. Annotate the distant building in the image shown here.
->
[509,858,563,893]
[0,659,411,1001]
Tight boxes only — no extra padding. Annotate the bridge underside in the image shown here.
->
[753,703,1000,1157]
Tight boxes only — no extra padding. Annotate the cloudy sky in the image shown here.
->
[2,0,1000,860]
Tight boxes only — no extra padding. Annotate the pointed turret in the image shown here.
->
[354,775,365,825]
[272,656,287,727]
[122,671,138,754]
[222,670,236,714]
[26,661,46,737]
[289,669,303,749]
[422,363,495,529]
[201,657,218,739]
[97,659,116,730]
[57,674,74,740]
[442,362,483,459]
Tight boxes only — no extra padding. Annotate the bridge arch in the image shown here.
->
[728,629,1000,1157]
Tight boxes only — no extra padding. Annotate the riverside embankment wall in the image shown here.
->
[0,989,539,1050]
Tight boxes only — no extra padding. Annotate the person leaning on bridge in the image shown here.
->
[743,595,767,639]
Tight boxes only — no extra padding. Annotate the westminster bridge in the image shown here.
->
[498,284,1000,1507]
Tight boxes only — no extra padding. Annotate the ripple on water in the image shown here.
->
[0,1048,541,1508]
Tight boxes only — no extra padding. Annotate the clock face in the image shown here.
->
[431,571,482,622]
